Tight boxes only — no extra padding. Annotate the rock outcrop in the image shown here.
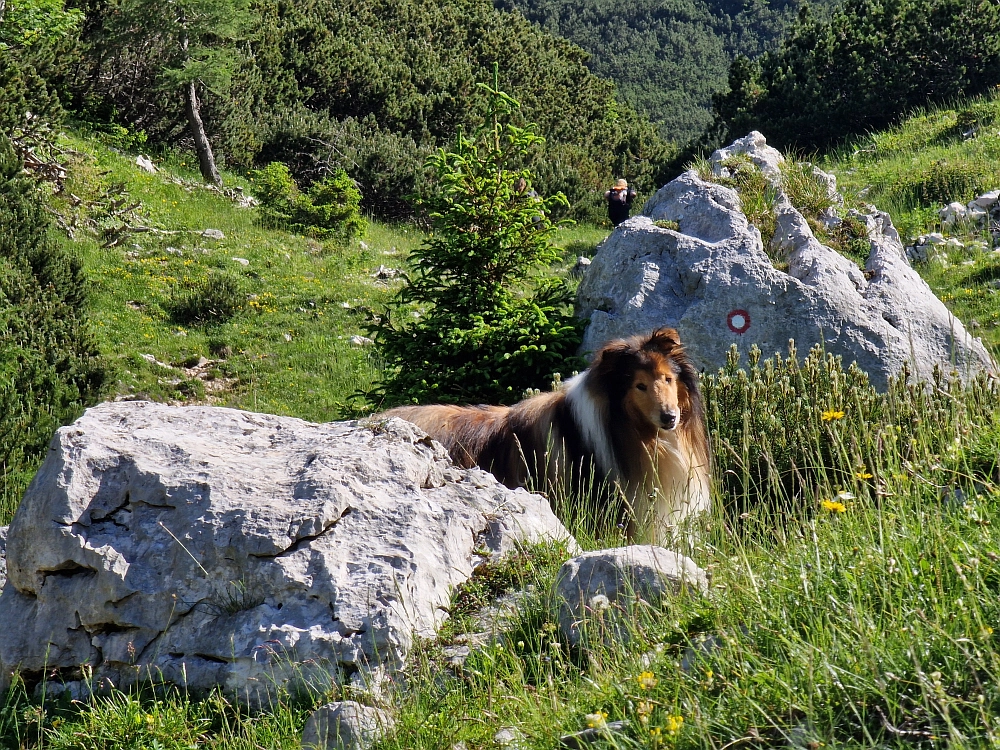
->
[0,526,7,590]
[0,401,574,700]
[577,133,995,389]
[302,701,394,750]
[552,546,707,647]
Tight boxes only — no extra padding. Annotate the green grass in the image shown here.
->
[12,117,1000,748]
[51,134,608,422]
[823,92,1000,353]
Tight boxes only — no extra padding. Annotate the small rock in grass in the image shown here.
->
[494,727,527,748]
[974,189,1000,208]
[231,257,250,266]
[135,155,157,174]
[552,546,707,647]
[570,256,591,278]
[0,525,7,589]
[202,229,225,240]
[349,335,374,347]
[283,333,293,342]
[371,265,400,280]
[940,202,968,226]
[301,701,394,750]
[559,721,628,749]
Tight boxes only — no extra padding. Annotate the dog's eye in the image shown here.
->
[636,383,647,391]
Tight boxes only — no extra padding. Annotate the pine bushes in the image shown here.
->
[249,162,366,242]
[0,136,106,519]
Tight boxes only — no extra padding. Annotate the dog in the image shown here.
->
[383,327,711,543]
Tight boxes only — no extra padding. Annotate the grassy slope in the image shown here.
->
[9,116,1000,748]
[824,91,1000,354]
[52,132,606,425]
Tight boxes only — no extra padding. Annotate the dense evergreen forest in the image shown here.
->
[496,0,839,142]
[15,0,673,222]
[712,0,1000,150]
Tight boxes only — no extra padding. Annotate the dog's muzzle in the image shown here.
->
[659,411,677,430]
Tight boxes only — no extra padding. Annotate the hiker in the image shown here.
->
[605,178,637,227]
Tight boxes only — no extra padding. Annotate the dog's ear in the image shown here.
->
[646,327,681,355]
[591,340,632,372]
[589,340,639,394]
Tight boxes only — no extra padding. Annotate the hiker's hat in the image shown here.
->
[614,178,628,189]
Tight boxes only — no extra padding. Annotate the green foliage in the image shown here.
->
[168,273,245,326]
[498,0,841,144]
[0,0,83,49]
[370,78,585,406]
[0,134,105,520]
[697,153,779,254]
[249,162,366,241]
[702,340,995,517]
[61,0,674,220]
[442,541,570,636]
[107,0,250,92]
[713,0,1000,151]
[0,46,61,133]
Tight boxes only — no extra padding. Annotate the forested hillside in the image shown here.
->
[496,0,839,142]
[45,0,673,221]
[713,0,1000,150]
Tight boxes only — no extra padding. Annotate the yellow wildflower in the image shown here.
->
[637,700,654,725]
[821,499,847,513]
[585,711,608,729]
[821,409,845,421]
[637,670,659,690]
[665,714,684,735]
[855,469,873,479]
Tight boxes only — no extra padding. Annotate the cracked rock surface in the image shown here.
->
[577,134,995,389]
[0,401,574,700]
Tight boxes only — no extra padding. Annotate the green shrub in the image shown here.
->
[0,135,106,520]
[369,73,585,406]
[703,341,997,518]
[249,161,366,242]
[169,273,246,326]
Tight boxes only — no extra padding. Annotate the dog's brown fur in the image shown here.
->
[384,327,711,542]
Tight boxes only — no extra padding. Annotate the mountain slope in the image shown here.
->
[498,0,839,143]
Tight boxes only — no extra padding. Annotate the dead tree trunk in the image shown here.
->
[184,80,222,187]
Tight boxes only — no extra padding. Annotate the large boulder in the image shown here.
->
[577,136,995,389]
[0,401,574,700]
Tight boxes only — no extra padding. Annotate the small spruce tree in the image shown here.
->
[370,70,584,406]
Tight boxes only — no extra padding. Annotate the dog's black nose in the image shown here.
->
[660,411,677,429]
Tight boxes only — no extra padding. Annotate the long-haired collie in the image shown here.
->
[383,327,711,544]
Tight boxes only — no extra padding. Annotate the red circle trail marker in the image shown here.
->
[727,309,751,335]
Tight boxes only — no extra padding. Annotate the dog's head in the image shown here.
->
[589,327,700,436]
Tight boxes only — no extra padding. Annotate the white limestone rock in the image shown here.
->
[974,189,1000,209]
[135,155,157,174]
[0,402,574,700]
[940,201,968,226]
[710,130,784,178]
[302,701,394,750]
[577,140,995,390]
[552,546,707,647]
